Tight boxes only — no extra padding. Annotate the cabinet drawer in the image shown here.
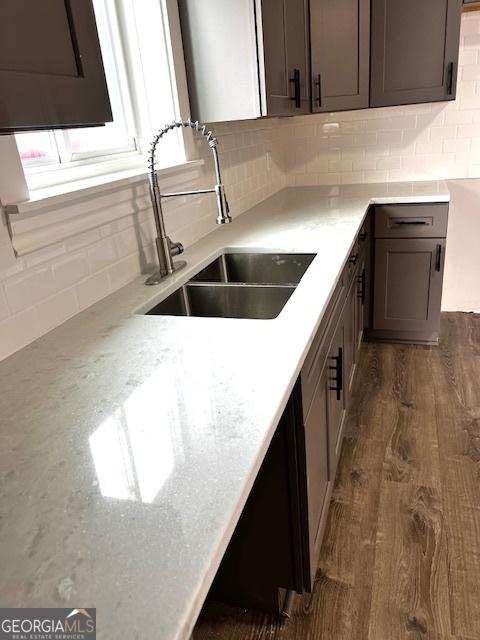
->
[374,204,448,238]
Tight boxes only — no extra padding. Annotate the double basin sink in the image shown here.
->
[145,252,316,320]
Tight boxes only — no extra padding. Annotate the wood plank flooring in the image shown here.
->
[193,313,480,640]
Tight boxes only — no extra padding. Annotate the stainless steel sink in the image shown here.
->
[146,283,296,319]
[191,252,316,285]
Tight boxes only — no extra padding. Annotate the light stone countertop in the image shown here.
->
[0,182,449,640]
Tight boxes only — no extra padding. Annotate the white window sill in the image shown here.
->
[6,158,204,214]
[5,159,204,256]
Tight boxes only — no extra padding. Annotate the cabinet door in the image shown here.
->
[260,0,310,115]
[310,0,370,112]
[0,0,112,132]
[302,367,330,589]
[327,320,346,480]
[373,238,446,335]
[370,0,462,107]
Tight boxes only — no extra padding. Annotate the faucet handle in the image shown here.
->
[168,238,184,256]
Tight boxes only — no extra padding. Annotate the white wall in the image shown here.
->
[443,179,480,312]
[1,12,480,361]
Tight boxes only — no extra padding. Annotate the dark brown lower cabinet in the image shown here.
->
[371,238,446,343]
[211,390,304,614]
[210,224,368,612]
[208,202,448,617]
[366,202,448,345]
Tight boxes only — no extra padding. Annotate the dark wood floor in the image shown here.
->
[193,313,480,640]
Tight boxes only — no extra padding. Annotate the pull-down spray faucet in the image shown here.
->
[145,119,232,285]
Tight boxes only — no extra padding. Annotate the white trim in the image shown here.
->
[0,136,29,205]
[5,160,204,256]
[163,0,196,159]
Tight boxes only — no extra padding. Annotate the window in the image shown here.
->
[15,0,188,190]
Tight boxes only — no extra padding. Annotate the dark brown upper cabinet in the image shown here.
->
[260,0,311,115]
[310,0,370,112]
[178,0,310,122]
[0,0,112,133]
[370,0,463,108]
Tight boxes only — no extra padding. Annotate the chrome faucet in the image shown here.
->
[145,119,232,285]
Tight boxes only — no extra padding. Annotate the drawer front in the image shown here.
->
[375,203,448,238]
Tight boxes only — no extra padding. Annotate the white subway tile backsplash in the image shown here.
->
[353,132,378,147]
[36,288,79,333]
[415,139,443,154]
[376,156,402,171]
[65,228,101,252]
[429,126,458,141]
[352,157,377,172]
[0,241,23,280]
[444,108,474,124]
[87,237,118,274]
[376,130,404,146]
[0,307,38,360]
[4,265,55,313]
[329,159,353,173]
[364,170,389,183]
[459,48,478,65]
[443,138,471,153]
[23,242,66,269]
[107,253,142,291]
[52,252,89,291]
[0,285,9,321]
[76,271,112,310]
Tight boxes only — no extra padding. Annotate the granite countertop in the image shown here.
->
[0,182,449,639]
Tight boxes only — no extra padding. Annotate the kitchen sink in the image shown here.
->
[142,252,316,319]
[146,283,296,320]
[191,252,316,285]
